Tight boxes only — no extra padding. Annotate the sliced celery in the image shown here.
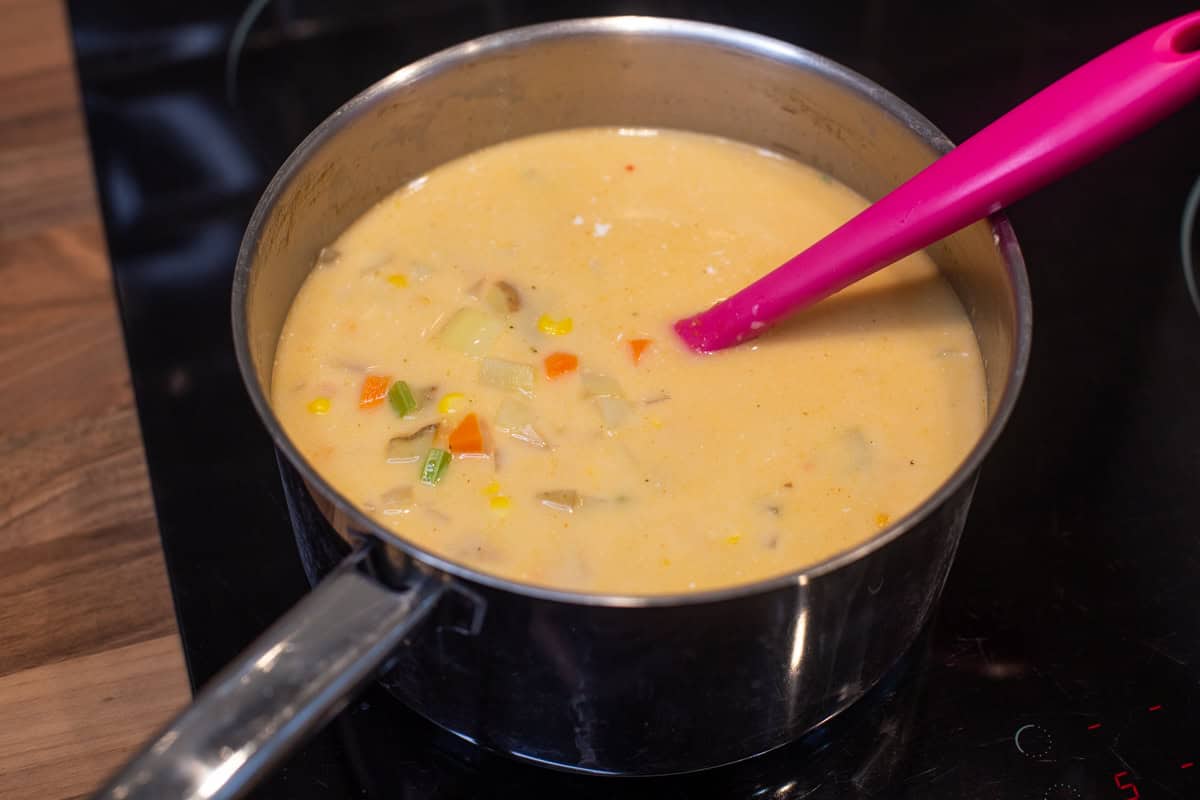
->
[387,380,418,416]
[419,448,451,486]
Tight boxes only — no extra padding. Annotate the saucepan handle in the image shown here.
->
[92,545,446,800]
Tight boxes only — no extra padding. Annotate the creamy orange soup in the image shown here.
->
[272,128,986,594]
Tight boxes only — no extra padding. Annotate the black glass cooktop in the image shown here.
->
[69,1,1200,797]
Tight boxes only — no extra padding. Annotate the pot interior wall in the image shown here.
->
[242,22,1020,418]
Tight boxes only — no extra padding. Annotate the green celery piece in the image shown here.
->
[419,448,451,486]
[388,380,418,416]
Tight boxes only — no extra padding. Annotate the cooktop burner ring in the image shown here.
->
[1183,172,1200,319]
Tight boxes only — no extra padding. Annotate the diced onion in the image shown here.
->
[537,490,582,513]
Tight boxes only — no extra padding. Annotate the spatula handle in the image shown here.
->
[676,11,1200,351]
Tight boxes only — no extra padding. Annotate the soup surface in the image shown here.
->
[272,128,986,594]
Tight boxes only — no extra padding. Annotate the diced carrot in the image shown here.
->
[544,352,579,379]
[629,338,652,364]
[359,375,391,409]
[448,413,487,455]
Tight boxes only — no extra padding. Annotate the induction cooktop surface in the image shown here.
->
[69,1,1200,797]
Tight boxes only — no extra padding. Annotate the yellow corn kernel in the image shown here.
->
[489,496,512,515]
[661,558,671,567]
[307,397,331,415]
[536,314,573,336]
[648,416,663,429]
[875,512,891,529]
[437,392,467,414]
[481,481,501,497]
[386,273,408,288]
[726,533,742,545]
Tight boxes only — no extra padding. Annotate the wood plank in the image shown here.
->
[0,0,72,82]
[0,221,136,437]
[0,0,192,796]
[0,0,96,239]
[0,66,83,152]
[0,137,96,238]
[0,516,180,677]
[0,408,155,552]
[0,637,189,800]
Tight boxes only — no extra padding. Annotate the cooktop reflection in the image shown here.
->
[69,0,1200,797]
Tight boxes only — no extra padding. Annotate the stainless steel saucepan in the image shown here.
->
[95,17,1031,800]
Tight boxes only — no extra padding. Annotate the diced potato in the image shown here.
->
[595,396,630,429]
[436,308,503,357]
[380,486,416,515]
[495,398,548,448]
[839,427,873,472]
[495,397,533,429]
[480,357,535,394]
[581,372,624,398]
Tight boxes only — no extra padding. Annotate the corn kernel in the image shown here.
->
[387,273,408,288]
[307,397,331,415]
[726,533,742,545]
[437,392,467,414]
[481,481,501,497]
[536,314,573,336]
[489,496,512,515]
[875,512,891,529]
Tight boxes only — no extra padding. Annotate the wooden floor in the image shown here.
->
[0,1,191,798]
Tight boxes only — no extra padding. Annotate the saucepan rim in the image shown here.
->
[232,15,1033,608]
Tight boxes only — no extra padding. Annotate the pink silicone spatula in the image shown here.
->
[674,11,1200,352]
